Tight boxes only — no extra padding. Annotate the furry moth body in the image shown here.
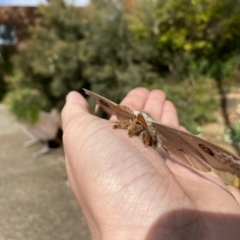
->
[83,89,240,177]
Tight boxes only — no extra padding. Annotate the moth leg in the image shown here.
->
[139,131,152,147]
[113,119,130,129]
[128,123,143,138]
[149,133,158,148]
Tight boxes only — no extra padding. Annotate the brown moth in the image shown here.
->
[83,88,240,177]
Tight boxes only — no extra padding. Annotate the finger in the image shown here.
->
[160,100,179,128]
[179,125,188,132]
[227,185,240,205]
[120,87,150,109]
[61,91,89,130]
[143,89,166,121]
[110,87,150,121]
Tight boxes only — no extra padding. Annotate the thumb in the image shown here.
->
[61,91,89,130]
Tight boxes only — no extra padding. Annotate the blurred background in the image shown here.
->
[0,0,239,239]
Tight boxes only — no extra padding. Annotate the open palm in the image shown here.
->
[62,88,240,240]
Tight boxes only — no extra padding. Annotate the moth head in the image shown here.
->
[133,110,155,128]
[133,110,156,125]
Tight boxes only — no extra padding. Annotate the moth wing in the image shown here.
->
[151,121,240,177]
[151,122,211,172]
[83,89,135,120]
[23,111,60,141]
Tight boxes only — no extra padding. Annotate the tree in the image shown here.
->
[5,0,154,120]
[130,0,240,149]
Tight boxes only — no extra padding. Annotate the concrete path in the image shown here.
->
[0,105,90,240]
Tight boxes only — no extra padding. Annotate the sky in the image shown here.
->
[0,0,88,7]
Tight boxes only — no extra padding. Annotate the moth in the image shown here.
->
[83,88,240,177]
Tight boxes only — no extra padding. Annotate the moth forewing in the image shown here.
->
[83,88,135,120]
[83,88,119,116]
[136,113,148,128]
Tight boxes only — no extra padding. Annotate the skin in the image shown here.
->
[61,88,240,240]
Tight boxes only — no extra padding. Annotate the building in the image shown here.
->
[0,6,41,50]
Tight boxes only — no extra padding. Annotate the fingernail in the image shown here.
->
[66,92,74,102]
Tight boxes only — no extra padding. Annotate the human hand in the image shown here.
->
[61,88,240,240]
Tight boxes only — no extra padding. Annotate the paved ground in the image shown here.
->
[0,104,90,240]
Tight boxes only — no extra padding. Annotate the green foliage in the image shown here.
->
[133,0,239,134]
[4,88,49,123]
[79,1,155,101]
[131,0,240,82]
[8,1,87,110]
[7,0,154,112]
